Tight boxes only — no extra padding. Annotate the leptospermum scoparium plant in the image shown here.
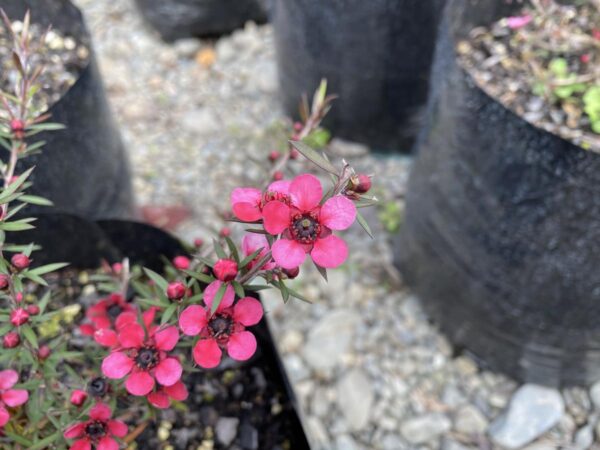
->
[0,11,377,449]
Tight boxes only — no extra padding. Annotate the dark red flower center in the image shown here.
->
[261,191,290,208]
[85,421,107,440]
[291,212,321,244]
[87,377,108,397]
[135,346,159,369]
[209,315,233,339]
[107,304,123,319]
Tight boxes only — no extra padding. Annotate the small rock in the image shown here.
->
[336,369,374,431]
[215,417,239,447]
[441,438,472,450]
[573,423,594,450]
[381,434,406,450]
[173,38,201,58]
[302,310,361,371]
[489,384,565,449]
[239,422,258,450]
[181,108,219,134]
[283,354,309,383]
[280,329,304,353]
[589,380,600,410]
[454,405,488,435]
[400,413,451,444]
[306,417,331,449]
[335,434,358,450]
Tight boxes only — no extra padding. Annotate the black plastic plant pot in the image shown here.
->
[15,215,311,449]
[272,0,445,152]
[396,0,600,386]
[134,0,268,41]
[1,0,134,220]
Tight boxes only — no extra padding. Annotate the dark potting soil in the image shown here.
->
[457,0,600,152]
[0,19,89,113]
[28,270,298,450]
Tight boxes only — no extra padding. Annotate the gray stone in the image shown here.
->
[489,384,565,449]
[573,424,594,450]
[381,434,406,450]
[335,434,359,450]
[173,38,201,58]
[302,310,361,371]
[400,413,451,444]
[283,354,309,383]
[215,417,239,447]
[589,380,600,410]
[306,417,331,449]
[453,405,488,435]
[336,368,374,431]
[181,108,219,134]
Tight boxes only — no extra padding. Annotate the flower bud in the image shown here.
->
[213,259,238,282]
[10,308,29,326]
[273,171,284,181]
[581,54,591,64]
[38,345,51,360]
[173,256,190,271]
[0,274,9,290]
[167,281,186,301]
[11,254,30,271]
[289,148,300,160]
[26,305,40,315]
[194,238,204,248]
[293,121,303,132]
[70,389,88,407]
[112,262,123,274]
[15,292,23,303]
[87,377,109,398]
[3,332,19,348]
[283,267,300,279]
[268,150,280,162]
[219,227,231,238]
[10,119,25,139]
[350,174,372,194]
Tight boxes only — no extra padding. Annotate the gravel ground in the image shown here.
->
[69,1,600,449]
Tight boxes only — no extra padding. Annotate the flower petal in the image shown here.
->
[231,188,262,222]
[102,352,134,379]
[63,422,85,439]
[2,389,28,407]
[242,233,269,256]
[0,406,8,427]
[179,305,208,336]
[262,201,290,235]
[311,235,348,268]
[97,437,119,450]
[143,307,158,329]
[125,371,155,396]
[227,331,257,361]
[90,402,112,421]
[192,339,222,369]
[290,174,322,211]
[147,391,170,409]
[118,322,145,348]
[154,326,179,351]
[114,311,136,330]
[0,370,18,390]
[164,380,188,401]
[108,420,128,438]
[267,180,291,195]
[271,239,306,269]
[94,329,118,347]
[155,357,182,387]
[70,439,92,450]
[204,281,234,311]
[79,324,95,336]
[233,297,263,327]
[320,195,356,230]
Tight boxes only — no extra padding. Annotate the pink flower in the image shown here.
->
[147,380,188,409]
[242,234,276,271]
[173,256,191,270]
[0,370,28,427]
[79,293,135,337]
[10,308,29,327]
[10,254,30,271]
[213,259,238,282]
[179,295,263,369]
[101,320,182,396]
[166,281,186,301]
[230,180,291,222]
[506,14,532,29]
[64,402,127,450]
[262,174,356,269]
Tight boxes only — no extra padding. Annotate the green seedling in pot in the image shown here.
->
[583,85,600,134]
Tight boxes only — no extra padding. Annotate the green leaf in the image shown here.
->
[0,166,34,203]
[183,269,214,284]
[3,431,33,446]
[314,262,328,281]
[303,128,331,149]
[213,239,227,260]
[161,303,177,325]
[38,291,51,313]
[290,140,338,175]
[276,279,290,303]
[287,287,313,304]
[224,236,240,263]
[143,268,169,292]
[0,218,36,231]
[21,324,38,348]
[24,272,48,286]
[19,194,53,206]
[210,282,228,315]
[232,281,245,298]
[29,431,60,450]
[28,262,69,276]
[239,248,263,269]
[0,136,11,151]
[356,211,374,239]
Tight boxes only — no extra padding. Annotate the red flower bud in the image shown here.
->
[11,254,30,271]
[173,256,190,270]
[10,119,25,139]
[219,227,231,238]
[10,308,29,326]
[213,259,238,282]
[70,389,87,407]
[273,171,284,181]
[38,345,51,360]
[290,134,300,141]
[112,262,123,274]
[166,281,186,300]
[15,292,23,303]
[0,274,9,290]
[194,238,204,248]
[293,121,303,132]
[3,332,19,348]
[289,149,300,160]
[26,305,40,315]
[352,174,372,194]
[283,267,300,279]
[269,150,280,162]
[594,29,600,41]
